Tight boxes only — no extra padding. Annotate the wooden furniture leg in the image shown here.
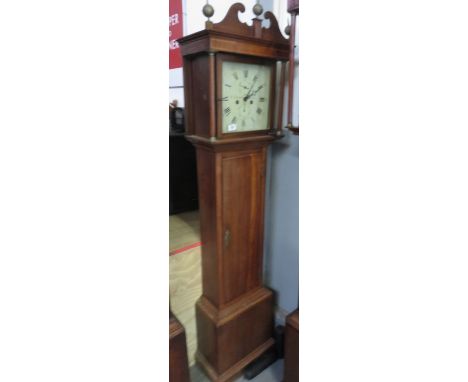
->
[169,310,190,382]
[283,309,299,382]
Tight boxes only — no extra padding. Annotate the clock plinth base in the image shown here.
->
[195,287,275,382]
[195,339,274,382]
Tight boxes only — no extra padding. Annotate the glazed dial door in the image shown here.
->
[221,61,272,133]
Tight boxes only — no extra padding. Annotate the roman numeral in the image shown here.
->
[224,107,231,116]
[256,107,262,115]
[243,70,248,78]
[233,72,238,80]
[225,84,232,87]
[253,75,258,82]
[219,96,228,101]
[259,97,265,102]
[232,116,237,124]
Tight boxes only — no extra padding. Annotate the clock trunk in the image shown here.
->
[193,140,274,382]
[195,143,268,307]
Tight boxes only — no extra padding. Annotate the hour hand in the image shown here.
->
[243,88,255,101]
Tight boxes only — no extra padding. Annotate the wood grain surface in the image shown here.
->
[284,309,299,382]
[169,211,202,366]
[176,4,289,378]
[169,312,190,382]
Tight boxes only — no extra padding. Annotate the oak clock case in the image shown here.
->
[178,3,289,381]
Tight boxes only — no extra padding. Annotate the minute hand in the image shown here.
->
[244,85,263,101]
[243,83,256,101]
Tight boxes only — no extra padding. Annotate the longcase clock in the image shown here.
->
[178,3,289,381]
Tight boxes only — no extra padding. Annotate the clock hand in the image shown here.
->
[243,83,255,101]
[251,85,263,97]
[243,72,259,101]
[244,84,263,101]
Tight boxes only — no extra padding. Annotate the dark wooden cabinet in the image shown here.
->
[169,311,190,382]
[284,309,299,382]
[169,132,198,215]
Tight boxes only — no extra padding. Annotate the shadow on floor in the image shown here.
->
[189,359,284,382]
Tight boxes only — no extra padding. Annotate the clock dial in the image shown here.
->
[220,61,271,133]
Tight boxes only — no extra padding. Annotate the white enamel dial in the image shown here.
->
[220,61,272,133]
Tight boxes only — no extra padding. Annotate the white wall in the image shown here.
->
[263,0,299,319]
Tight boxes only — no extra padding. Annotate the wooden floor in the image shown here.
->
[169,210,202,366]
[169,210,200,252]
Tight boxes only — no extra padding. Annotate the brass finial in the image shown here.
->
[203,2,214,20]
[253,1,263,17]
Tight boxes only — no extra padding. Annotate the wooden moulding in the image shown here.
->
[178,3,289,61]
[185,134,275,152]
[195,287,275,382]
[206,3,288,45]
